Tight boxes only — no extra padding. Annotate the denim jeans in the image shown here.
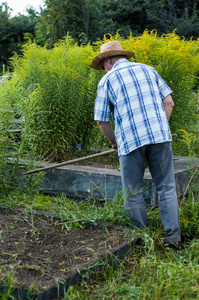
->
[119,142,181,243]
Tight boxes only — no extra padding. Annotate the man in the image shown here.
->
[91,40,182,250]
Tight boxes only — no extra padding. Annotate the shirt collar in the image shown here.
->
[112,58,128,69]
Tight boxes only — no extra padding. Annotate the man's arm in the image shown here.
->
[163,94,174,120]
[97,120,118,150]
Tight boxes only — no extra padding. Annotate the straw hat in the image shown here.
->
[91,41,134,70]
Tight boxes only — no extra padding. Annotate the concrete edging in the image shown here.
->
[8,155,199,206]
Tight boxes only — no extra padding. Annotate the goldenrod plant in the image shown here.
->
[6,36,102,161]
[178,129,199,157]
[0,30,198,168]
[0,74,44,193]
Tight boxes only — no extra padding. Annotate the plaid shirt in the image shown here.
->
[94,59,173,156]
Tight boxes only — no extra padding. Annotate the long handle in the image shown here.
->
[25,149,116,175]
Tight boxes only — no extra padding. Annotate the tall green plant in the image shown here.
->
[1,30,199,161]
[8,37,101,160]
[0,76,44,193]
[0,129,12,192]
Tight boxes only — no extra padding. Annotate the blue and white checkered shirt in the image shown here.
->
[94,58,173,156]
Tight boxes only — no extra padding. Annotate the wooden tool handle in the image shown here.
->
[25,149,116,175]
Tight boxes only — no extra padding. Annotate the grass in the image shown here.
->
[0,187,199,299]
[66,243,199,299]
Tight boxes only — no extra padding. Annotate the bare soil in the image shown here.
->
[64,152,120,170]
[0,209,133,295]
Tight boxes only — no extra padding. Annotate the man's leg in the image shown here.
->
[146,142,181,243]
[119,147,147,228]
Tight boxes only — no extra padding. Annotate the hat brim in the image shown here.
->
[91,50,134,70]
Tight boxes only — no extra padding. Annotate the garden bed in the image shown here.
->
[0,207,139,299]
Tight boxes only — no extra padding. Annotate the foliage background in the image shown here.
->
[0,30,198,162]
[1,0,199,69]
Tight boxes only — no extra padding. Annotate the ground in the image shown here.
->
[63,151,120,170]
[0,209,134,296]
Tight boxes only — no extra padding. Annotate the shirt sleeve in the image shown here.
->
[155,70,173,100]
[94,83,112,121]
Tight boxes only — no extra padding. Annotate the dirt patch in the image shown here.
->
[80,160,119,170]
[62,151,120,170]
[0,209,134,295]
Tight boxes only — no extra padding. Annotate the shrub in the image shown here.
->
[1,30,199,161]
[0,75,45,193]
[6,37,103,160]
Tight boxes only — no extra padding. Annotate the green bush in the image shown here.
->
[0,75,45,193]
[6,36,103,160]
[0,30,199,162]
